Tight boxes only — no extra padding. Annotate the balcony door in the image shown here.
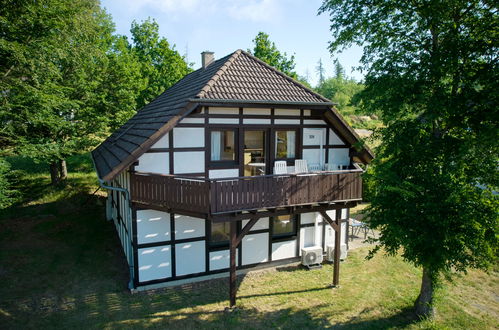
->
[242,128,299,176]
[243,129,268,176]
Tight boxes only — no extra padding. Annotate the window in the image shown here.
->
[272,215,296,238]
[211,130,236,161]
[210,221,230,246]
[244,130,266,176]
[275,130,296,159]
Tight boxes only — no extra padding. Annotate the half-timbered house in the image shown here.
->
[92,50,373,306]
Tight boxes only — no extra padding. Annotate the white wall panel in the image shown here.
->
[315,220,323,248]
[325,223,335,247]
[209,169,239,179]
[342,221,347,245]
[324,222,347,247]
[242,217,269,231]
[138,245,171,282]
[173,127,204,148]
[242,233,269,265]
[303,148,322,165]
[299,227,316,255]
[274,119,300,125]
[209,249,239,271]
[175,241,205,276]
[275,108,300,116]
[179,117,204,124]
[209,118,239,124]
[174,151,204,173]
[301,213,315,224]
[243,108,271,115]
[243,118,271,124]
[328,129,344,145]
[303,119,326,125]
[209,107,239,114]
[174,214,205,239]
[328,149,350,167]
[272,240,297,260]
[136,153,169,174]
[303,128,326,146]
[324,210,347,246]
[137,210,171,244]
[151,134,169,148]
[326,209,337,222]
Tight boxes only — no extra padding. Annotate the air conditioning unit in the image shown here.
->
[301,246,323,269]
[326,244,348,262]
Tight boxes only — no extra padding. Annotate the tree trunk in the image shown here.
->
[49,159,67,185]
[58,159,67,181]
[50,162,60,185]
[414,267,435,318]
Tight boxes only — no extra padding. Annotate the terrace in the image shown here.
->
[130,164,363,220]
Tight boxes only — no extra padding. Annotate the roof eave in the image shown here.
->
[189,98,337,107]
[97,101,201,182]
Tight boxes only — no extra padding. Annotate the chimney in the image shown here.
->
[201,51,215,69]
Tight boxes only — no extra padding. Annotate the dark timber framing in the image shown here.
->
[129,200,356,288]
[109,105,365,305]
[320,210,341,287]
[94,48,374,310]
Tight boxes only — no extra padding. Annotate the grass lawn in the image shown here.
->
[0,155,497,329]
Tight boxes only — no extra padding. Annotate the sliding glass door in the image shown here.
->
[243,130,267,176]
[242,128,299,176]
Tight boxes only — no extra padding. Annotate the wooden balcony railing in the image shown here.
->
[130,168,363,215]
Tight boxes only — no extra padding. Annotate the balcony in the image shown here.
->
[130,166,363,218]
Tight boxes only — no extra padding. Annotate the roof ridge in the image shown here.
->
[196,49,243,99]
[238,50,331,103]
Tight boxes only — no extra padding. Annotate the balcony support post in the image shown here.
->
[229,221,237,308]
[333,211,341,287]
[320,210,341,287]
[228,216,259,309]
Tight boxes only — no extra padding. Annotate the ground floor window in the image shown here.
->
[272,214,297,239]
[210,221,230,247]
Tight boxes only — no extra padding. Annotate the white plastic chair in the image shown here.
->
[309,163,322,172]
[274,161,288,175]
[294,159,309,173]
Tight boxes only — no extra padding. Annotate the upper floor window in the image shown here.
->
[211,130,236,162]
[275,130,296,160]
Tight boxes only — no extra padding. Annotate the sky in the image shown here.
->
[100,0,364,86]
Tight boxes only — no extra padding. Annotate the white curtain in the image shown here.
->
[211,131,221,161]
[287,131,296,158]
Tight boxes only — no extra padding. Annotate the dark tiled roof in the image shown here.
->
[92,50,367,181]
[92,52,234,181]
[195,50,329,103]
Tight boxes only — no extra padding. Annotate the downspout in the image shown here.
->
[92,160,135,290]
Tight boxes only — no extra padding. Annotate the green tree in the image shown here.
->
[316,76,364,113]
[315,63,364,123]
[130,19,191,109]
[320,0,498,317]
[0,0,114,184]
[333,59,345,80]
[0,158,14,209]
[95,35,146,131]
[316,58,326,85]
[249,32,298,79]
